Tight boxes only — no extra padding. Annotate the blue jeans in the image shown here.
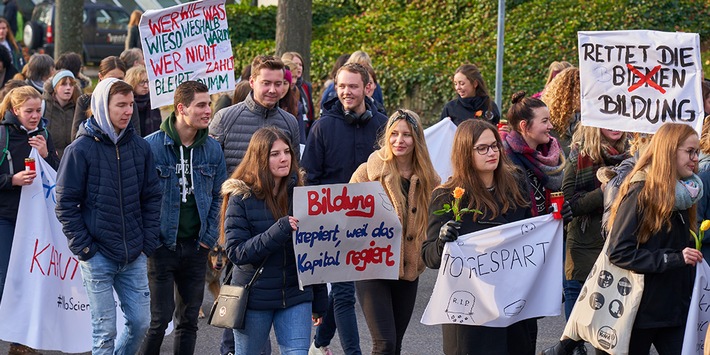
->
[79,252,151,355]
[314,281,361,355]
[564,279,582,320]
[0,218,15,304]
[233,301,311,355]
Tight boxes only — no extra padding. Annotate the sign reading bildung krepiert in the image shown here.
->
[139,0,235,108]
[421,214,563,327]
[292,182,402,288]
[578,30,703,134]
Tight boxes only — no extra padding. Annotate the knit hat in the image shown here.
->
[284,68,292,84]
[51,70,75,88]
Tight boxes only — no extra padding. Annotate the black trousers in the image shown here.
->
[355,278,419,355]
[139,240,208,355]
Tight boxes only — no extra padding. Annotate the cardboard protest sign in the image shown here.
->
[578,30,703,134]
[423,117,457,183]
[682,260,710,355]
[292,182,402,287]
[140,0,235,108]
[421,214,563,327]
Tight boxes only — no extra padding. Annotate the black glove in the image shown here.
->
[439,220,461,243]
[549,200,573,223]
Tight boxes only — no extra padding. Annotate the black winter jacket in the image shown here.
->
[440,96,501,126]
[422,186,534,354]
[222,179,327,315]
[71,93,141,140]
[607,182,694,329]
[0,112,60,221]
[55,118,161,262]
[301,98,387,185]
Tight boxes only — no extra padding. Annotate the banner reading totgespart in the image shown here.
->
[578,30,703,134]
[421,214,563,327]
[140,0,235,108]
[292,182,402,288]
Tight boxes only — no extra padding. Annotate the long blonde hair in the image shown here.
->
[542,67,580,138]
[570,125,628,164]
[377,109,439,230]
[441,120,528,220]
[608,123,697,243]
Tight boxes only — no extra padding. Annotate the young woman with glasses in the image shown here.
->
[125,65,162,137]
[422,119,534,354]
[350,109,439,354]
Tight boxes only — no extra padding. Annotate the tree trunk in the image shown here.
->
[275,0,312,81]
[54,0,83,58]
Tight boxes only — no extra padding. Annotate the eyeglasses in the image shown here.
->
[388,109,419,131]
[139,80,149,86]
[679,148,700,160]
[474,143,500,155]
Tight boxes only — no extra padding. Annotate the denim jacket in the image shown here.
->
[145,130,227,250]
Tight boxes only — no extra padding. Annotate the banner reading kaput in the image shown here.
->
[140,0,235,108]
[421,214,563,327]
[578,30,703,134]
[292,182,402,288]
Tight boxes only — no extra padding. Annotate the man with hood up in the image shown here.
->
[55,78,161,355]
[140,81,227,354]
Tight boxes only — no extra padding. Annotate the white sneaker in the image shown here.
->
[308,341,333,355]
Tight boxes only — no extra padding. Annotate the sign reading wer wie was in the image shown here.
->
[139,0,235,108]
[421,214,563,327]
[292,182,402,287]
[578,30,703,134]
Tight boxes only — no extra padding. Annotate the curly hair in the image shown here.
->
[541,67,580,139]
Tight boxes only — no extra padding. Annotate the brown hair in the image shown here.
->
[0,18,19,51]
[108,80,134,101]
[440,119,528,220]
[506,91,547,134]
[174,81,209,108]
[336,63,369,87]
[454,64,492,112]
[98,56,127,79]
[52,75,80,104]
[231,81,252,105]
[250,55,284,79]
[541,67,580,138]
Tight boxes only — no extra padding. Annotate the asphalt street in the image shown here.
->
[0,266,595,355]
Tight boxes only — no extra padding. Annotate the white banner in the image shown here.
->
[578,30,703,134]
[292,182,402,287]
[682,260,710,355]
[140,0,235,108]
[423,117,457,183]
[421,214,563,327]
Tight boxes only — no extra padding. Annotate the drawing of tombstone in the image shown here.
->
[445,291,475,324]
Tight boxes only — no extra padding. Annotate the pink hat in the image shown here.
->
[284,69,292,84]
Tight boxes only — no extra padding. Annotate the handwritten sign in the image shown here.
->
[139,0,235,108]
[682,260,710,354]
[578,30,703,134]
[292,182,402,287]
[421,214,563,327]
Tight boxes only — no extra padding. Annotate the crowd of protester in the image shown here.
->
[0,17,710,355]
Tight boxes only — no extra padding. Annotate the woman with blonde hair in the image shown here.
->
[351,109,439,354]
[541,67,581,155]
[562,124,629,318]
[0,86,59,355]
[125,65,162,136]
[441,63,500,125]
[422,119,534,354]
[221,127,326,354]
[606,123,702,354]
[532,61,572,99]
[126,10,143,50]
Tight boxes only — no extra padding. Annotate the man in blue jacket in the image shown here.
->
[139,81,227,354]
[301,62,388,355]
[55,78,161,355]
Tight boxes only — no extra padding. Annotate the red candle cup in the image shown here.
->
[550,192,564,220]
[24,158,36,172]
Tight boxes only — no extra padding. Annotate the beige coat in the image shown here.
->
[350,151,439,281]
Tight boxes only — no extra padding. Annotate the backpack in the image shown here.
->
[0,125,8,168]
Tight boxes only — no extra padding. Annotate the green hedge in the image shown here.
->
[227,0,710,126]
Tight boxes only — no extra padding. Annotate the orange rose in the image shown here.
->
[453,187,465,199]
[475,110,483,117]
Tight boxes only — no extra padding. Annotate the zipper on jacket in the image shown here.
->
[116,145,128,265]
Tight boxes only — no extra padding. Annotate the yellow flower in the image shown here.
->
[701,220,710,232]
[453,187,465,199]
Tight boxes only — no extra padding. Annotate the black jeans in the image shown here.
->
[355,278,419,355]
[139,240,208,355]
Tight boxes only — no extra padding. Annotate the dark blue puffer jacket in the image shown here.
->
[222,178,327,315]
[55,117,161,263]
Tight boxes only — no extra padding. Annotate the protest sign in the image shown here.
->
[423,117,457,182]
[140,0,235,108]
[578,30,703,134]
[421,214,563,327]
[682,260,710,355]
[292,182,402,287]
